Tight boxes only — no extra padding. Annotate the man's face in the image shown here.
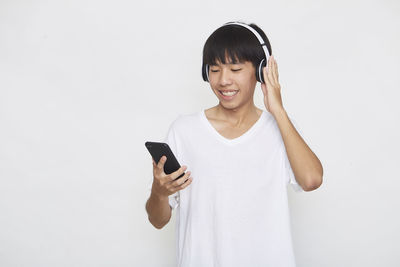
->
[208,57,257,109]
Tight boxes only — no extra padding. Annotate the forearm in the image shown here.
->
[273,108,323,191]
[146,191,172,229]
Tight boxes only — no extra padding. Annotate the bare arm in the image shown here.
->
[260,55,323,191]
[145,191,172,229]
[273,108,323,191]
[145,155,193,229]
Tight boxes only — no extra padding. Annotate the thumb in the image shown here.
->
[157,155,167,170]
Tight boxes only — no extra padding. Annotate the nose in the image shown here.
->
[218,69,233,86]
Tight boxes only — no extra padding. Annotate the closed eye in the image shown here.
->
[210,69,242,72]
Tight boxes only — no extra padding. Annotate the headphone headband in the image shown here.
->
[223,22,270,64]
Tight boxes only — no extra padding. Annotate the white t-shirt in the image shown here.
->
[147,109,304,267]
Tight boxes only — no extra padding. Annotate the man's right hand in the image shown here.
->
[151,155,193,199]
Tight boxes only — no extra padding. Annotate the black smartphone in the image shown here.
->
[145,141,186,181]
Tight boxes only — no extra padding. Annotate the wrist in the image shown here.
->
[151,189,168,202]
[271,106,287,119]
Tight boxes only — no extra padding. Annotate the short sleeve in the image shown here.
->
[282,116,305,193]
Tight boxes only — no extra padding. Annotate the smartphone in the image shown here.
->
[145,141,186,181]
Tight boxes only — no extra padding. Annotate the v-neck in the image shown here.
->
[199,109,266,145]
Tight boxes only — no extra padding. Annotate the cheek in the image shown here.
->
[209,80,218,90]
[238,72,256,86]
[209,82,221,94]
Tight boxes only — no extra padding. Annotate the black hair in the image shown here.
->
[202,22,272,70]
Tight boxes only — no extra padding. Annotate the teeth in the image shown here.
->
[221,91,238,96]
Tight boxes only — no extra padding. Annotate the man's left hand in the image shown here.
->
[261,55,284,115]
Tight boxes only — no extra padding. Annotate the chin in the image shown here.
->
[219,101,242,110]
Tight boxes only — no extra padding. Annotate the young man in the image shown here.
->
[146,21,323,267]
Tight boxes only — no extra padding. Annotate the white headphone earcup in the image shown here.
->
[257,58,266,83]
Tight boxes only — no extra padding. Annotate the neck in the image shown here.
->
[215,102,260,127]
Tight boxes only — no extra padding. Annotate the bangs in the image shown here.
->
[206,48,245,66]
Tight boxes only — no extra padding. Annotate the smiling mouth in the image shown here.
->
[219,90,239,96]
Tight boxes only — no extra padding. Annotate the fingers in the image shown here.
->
[261,81,267,96]
[153,156,168,181]
[167,165,187,182]
[156,155,167,172]
[263,55,280,87]
[262,58,272,85]
[263,61,273,89]
[170,170,191,186]
[169,171,193,192]
[271,56,279,83]
[263,65,268,84]
[267,56,274,84]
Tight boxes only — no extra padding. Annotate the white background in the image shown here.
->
[1,0,399,266]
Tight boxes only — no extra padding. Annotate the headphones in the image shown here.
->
[202,21,271,84]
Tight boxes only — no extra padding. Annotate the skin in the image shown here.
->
[206,56,263,139]
[145,157,192,229]
[206,53,323,191]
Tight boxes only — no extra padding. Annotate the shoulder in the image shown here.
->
[169,110,201,131]
[262,110,303,147]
